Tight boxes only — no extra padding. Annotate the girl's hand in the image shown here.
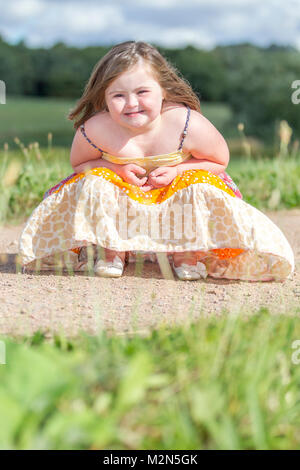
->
[139,181,156,192]
[118,163,148,187]
[147,166,178,189]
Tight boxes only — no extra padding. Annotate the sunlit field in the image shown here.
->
[0,98,299,450]
[1,310,300,450]
[0,96,237,148]
[0,96,75,148]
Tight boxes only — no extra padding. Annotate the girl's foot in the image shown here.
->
[172,251,208,281]
[94,248,126,278]
[172,251,198,267]
[103,248,126,264]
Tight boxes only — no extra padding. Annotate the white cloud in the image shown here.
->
[0,0,299,50]
[41,4,123,36]
[6,0,44,19]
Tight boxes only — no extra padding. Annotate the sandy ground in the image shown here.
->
[0,208,299,338]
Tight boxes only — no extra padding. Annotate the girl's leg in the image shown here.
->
[78,246,126,265]
[172,250,206,267]
[171,250,208,280]
[103,248,126,264]
[93,247,127,278]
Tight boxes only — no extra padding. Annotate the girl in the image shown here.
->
[19,41,294,282]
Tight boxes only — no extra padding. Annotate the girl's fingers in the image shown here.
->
[134,167,147,175]
[140,185,153,192]
[151,169,167,177]
[134,176,148,186]
[154,177,166,185]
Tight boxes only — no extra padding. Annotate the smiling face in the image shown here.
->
[104,60,165,134]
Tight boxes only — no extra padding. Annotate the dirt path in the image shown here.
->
[1,209,299,338]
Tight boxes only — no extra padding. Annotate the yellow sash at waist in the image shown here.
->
[101,150,192,175]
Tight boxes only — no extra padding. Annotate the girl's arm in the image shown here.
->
[176,110,230,176]
[73,157,118,174]
[70,121,148,189]
[70,123,119,173]
[70,126,148,186]
[176,158,227,176]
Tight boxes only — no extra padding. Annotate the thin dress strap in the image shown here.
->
[80,124,104,154]
[178,105,191,151]
[80,108,190,155]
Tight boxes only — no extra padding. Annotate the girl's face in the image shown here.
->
[104,60,165,133]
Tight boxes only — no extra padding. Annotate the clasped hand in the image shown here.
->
[118,163,178,192]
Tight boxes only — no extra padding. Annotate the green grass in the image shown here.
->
[0,96,76,147]
[1,308,300,450]
[227,154,300,209]
[0,145,73,225]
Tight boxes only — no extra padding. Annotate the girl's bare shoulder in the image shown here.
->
[83,111,112,142]
[183,109,230,161]
[70,112,109,168]
[161,102,193,133]
[85,111,110,126]
[162,101,188,118]
[186,109,224,140]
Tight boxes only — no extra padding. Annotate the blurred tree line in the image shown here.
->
[1,36,299,142]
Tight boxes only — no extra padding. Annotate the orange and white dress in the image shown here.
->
[18,107,294,281]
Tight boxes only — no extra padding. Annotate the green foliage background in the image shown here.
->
[1,37,300,143]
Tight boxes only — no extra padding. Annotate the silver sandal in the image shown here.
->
[172,260,208,281]
[94,255,125,277]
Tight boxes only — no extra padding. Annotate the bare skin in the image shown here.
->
[104,248,126,264]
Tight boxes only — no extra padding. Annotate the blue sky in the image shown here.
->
[0,0,299,50]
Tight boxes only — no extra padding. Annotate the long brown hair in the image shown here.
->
[68,41,201,129]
